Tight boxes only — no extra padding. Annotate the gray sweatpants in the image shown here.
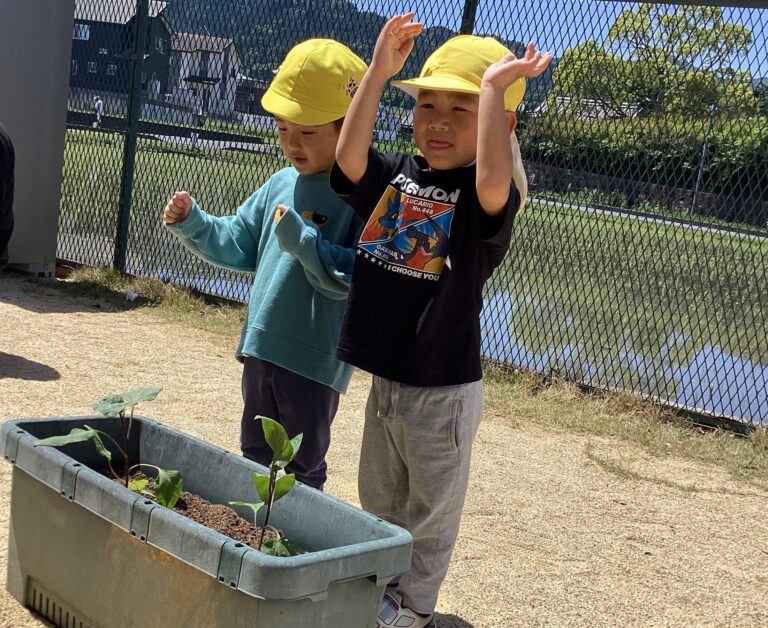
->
[359,375,484,615]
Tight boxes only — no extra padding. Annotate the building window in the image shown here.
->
[87,61,97,73]
[106,64,117,76]
[156,37,166,54]
[73,23,90,40]
[71,60,78,76]
[99,47,108,55]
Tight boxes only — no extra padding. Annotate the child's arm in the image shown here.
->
[164,190,263,273]
[336,13,422,185]
[477,42,551,216]
[273,205,356,300]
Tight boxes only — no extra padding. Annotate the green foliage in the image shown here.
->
[129,477,150,492]
[229,416,303,555]
[35,425,118,477]
[154,469,184,509]
[550,5,756,117]
[259,537,303,557]
[523,111,768,208]
[93,387,161,418]
[34,389,185,511]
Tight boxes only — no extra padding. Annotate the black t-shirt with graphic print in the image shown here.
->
[331,148,519,387]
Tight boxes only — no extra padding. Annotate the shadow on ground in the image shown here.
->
[0,352,60,381]
[435,614,475,627]
[0,270,138,314]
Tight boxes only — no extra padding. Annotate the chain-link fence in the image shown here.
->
[57,0,768,426]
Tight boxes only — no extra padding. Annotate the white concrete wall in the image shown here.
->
[0,0,75,273]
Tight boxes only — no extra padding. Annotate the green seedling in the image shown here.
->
[34,388,183,509]
[230,416,303,555]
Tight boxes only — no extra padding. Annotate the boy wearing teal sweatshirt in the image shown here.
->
[163,40,367,490]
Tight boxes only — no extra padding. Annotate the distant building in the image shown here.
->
[70,0,172,97]
[234,75,271,116]
[169,33,241,118]
[534,95,639,120]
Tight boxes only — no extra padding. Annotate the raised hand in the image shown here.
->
[482,42,553,91]
[163,191,193,224]
[370,13,423,80]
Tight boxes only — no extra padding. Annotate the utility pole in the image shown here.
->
[460,0,479,34]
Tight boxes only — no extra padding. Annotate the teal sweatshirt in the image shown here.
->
[166,168,361,393]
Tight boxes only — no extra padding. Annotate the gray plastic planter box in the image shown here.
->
[1,416,412,628]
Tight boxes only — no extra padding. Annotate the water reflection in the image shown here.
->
[481,292,767,424]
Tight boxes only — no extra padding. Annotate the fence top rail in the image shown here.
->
[600,0,768,9]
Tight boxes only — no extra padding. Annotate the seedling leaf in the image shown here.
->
[155,468,183,509]
[252,474,270,503]
[276,433,304,469]
[35,426,99,448]
[35,426,112,464]
[89,428,112,463]
[259,538,293,557]
[129,477,149,492]
[229,501,264,524]
[273,473,296,503]
[93,387,161,417]
[257,417,293,462]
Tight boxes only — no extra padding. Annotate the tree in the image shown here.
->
[549,5,756,117]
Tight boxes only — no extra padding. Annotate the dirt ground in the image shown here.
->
[1,273,767,628]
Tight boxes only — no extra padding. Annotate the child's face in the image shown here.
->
[412,89,479,170]
[275,117,341,175]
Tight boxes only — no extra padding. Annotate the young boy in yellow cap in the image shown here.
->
[163,39,367,490]
[331,14,551,627]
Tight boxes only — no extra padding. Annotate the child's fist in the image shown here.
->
[273,203,288,223]
[164,191,192,224]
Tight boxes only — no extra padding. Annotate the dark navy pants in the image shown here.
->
[0,122,14,266]
[240,356,339,490]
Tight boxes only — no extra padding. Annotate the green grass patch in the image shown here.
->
[486,199,768,403]
[483,366,768,487]
[51,266,246,343]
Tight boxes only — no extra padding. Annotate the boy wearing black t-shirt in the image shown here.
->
[332,13,551,628]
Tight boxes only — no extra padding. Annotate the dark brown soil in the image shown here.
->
[118,473,279,549]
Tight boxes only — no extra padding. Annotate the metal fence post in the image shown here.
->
[690,103,716,216]
[114,0,149,273]
[460,0,479,34]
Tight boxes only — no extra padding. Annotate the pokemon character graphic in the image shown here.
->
[359,186,455,275]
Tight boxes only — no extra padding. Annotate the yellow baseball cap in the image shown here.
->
[261,39,367,126]
[392,35,526,111]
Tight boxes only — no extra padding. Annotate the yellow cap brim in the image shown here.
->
[392,75,480,100]
[392,75,526,111]
[261,88,345,126]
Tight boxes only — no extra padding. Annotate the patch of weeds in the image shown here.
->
[33,266,246,339]
[584,442,699,493]
[484,366,768,487]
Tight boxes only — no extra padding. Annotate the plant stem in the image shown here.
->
[105,458,121,481]
[98,430,128,462]
[127,405,135,444]
[127,463,160,478]
[117,410,130,485]
[257,463,278,550]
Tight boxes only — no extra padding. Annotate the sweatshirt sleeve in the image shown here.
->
[273,206,355,300]
[165,184,270,273]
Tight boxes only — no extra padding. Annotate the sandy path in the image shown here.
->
[1,274,766,627]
